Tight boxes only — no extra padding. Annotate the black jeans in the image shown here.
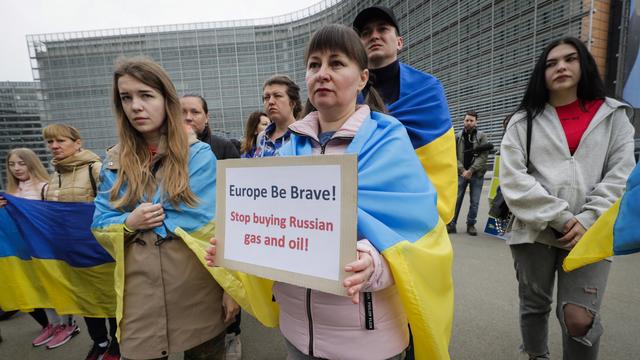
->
[84,317,117,344]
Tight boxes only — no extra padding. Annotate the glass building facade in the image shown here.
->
[27,0,603,157]
[0,81,48,191]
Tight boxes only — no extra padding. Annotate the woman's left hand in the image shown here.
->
[343,250,375,304]
[558,217,586,249]
[222,292,240,323]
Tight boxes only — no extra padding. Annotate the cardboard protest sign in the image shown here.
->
[215,154,357,296]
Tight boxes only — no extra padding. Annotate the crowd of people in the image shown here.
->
[1,5,637,360]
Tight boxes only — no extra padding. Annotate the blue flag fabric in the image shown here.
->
[613,162,640,255]
[0,193,116,316]
[1,194,113,266]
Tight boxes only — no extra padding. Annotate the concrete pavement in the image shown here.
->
[1,187,638,359]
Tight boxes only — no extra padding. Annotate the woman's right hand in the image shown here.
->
[124,202,165,231]
[205,238,217,267]
[0,196,7,208]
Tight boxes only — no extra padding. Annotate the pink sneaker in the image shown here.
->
[46,323,80,349]
[32,324,56,347]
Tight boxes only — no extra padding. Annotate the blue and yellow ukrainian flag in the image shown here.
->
[564,163,640,271]
[362,63,457,223]
[0,193,116,317]
[225,111,453,359]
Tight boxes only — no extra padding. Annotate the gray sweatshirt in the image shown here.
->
[499,97,635,247]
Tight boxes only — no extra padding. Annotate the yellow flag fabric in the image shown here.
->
[563,200,618,271]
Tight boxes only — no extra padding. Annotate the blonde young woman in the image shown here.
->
[0,148,53,347]
[91,56,238,360]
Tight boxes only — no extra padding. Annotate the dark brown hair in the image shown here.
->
[241,110,269,154]
[263,75,302,119]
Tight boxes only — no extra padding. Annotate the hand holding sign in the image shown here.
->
[205,237,217,267]
[344,250,374,304]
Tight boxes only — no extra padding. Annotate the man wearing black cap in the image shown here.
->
[353,6,456,360]
[353,6,458,227]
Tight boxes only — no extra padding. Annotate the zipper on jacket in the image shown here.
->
[291,128,353,356]
[306,288,314,357]
[288,129,352,155]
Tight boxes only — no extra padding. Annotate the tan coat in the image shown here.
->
[105,141,226,359]
[45,149,102,203]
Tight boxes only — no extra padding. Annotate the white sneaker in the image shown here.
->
[225,333,242,360]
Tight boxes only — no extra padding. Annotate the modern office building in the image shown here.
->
[27,0,622,157]
[0,81,48,191]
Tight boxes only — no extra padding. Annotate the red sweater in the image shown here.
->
[555,99,604,154]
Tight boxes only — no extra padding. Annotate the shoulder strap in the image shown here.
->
[40,183,47,201]
[525,115,532,174]
[88,163,97,197]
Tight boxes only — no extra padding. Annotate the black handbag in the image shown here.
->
[489,187,510,219]
[490,115,533,228]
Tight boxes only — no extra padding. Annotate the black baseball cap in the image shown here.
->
[352,6,400,35]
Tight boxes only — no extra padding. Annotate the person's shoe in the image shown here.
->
[446,223,457,234]
[467,224,478,236]
[45,323,80,349]
[32,323,56,347]
[225,333,242,360]
[101,340,121,360]
[84,341,109,360]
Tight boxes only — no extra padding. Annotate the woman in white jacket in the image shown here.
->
[500,37,635,360]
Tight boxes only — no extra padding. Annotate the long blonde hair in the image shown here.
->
[4,148,49,194]
[110,56,197,210]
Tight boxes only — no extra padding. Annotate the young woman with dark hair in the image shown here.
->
[240,110,270,158]
[500,37,635,360]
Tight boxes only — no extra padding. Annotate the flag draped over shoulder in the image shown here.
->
[564,163,640,271]
[232,112,454,359]
[91,141,239,333]
[0,193,116,317]
[360,63,457,223]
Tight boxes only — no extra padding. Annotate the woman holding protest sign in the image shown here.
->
[91,56,238,360]
[206,24,453,360]
[500,37,635,359]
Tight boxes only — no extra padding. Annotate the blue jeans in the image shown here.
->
[451,174,483,226]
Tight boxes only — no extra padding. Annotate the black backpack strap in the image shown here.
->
[525,115,532,174]
[88,163,97,198]
[40,183,47,201]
